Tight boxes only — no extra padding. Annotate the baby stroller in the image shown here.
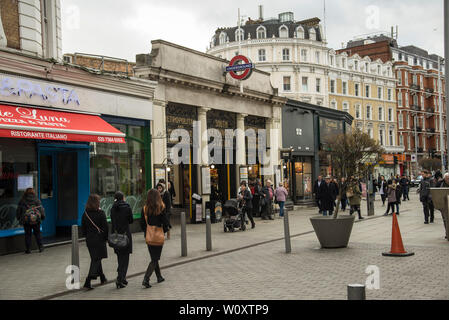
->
[223,199,246,232]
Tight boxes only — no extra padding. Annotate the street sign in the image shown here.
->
[226,55,254,80]
[411,154,417,162]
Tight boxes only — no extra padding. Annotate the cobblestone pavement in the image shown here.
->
[1,191,448,300]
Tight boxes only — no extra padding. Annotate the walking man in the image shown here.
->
[313,176,324,214]
[419,170,435,224]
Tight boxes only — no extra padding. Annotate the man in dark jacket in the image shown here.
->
[110,191,134,288]
[419,170,436,224]
[157,183,172,238]
[400,175,410,201]
[16,188,45,254]
[319,176,338,216]
[252,179,263,218]
[261,180,275,220]
[238,181,255,229]
[313,176,324,214]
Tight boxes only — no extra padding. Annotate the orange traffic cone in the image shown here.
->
[382,213,415,257]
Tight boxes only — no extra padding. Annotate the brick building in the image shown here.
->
[63,53,135,76]
[338,35,446,176]
[0,0,62,59]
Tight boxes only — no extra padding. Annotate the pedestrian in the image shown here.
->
[252,179,263,218]
[157,183,172,239]
[419,170,435,224]
[238,181,255,229]
[437,173,449,239]
[261,180,275,220]
[384,180,397,216]
[347,177,364,220]
[275,182,288,218]
[379,176,388,206]
[319,176,338,216]
[331,177,340,211]
[168,180,176,204]
[15,188,45,254]
[339,177,348,212]
[110,191,133,289]
[395,179,402,215]
[141,189,170,288]
[313,175,324,214]
[82,194,109,290]
[400,175,409,201]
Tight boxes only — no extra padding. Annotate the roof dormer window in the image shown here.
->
[309,28,316,41]
[256,26,266,39]
[279,25,288,38]
[296,26,304,39]
[235,28,244,42]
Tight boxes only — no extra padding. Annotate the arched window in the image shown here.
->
[296,26,304,39]
[309,28,316,41]
[279,25,288,38]
[235,28,244,42]
[256,26,266,39]
[219,32,227,45]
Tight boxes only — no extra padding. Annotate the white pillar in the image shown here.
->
[197,107,211,218]
[236,113,247,166]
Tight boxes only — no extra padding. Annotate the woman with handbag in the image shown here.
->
[110,191,133,289]
[141,189,170,289]
[81,194,109,290]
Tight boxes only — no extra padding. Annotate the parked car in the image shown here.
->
[410,175,423,188]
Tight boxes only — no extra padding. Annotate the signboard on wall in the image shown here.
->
[196,204,203,222]
[17,174,33,191]
[239,167,248,183]
[155,168,166,185]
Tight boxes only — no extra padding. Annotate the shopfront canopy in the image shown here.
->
[0,104,125,143]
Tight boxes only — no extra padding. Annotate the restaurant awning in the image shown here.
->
[0,104,125,144]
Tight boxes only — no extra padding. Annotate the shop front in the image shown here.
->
[0,54,156,254]
[282,99,352,205]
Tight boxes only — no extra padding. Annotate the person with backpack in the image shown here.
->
[82,194,109,290]
[383,180,397,216]
[110,191,133,289]
[15,188,45,254]
[238,181,255,229]
[274,182,288,218]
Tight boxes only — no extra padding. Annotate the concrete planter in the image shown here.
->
[310,215,356,248]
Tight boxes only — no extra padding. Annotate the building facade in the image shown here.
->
[282,99,353,204]
[328,50,402,177]
[0,2,157,255]
[339,35,446,176]
[135,40,285,222]
[207,11,330,107]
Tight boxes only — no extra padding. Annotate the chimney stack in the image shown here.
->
[259,5,263,20]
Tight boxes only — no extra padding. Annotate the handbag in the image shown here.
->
[108,232,129,249]
[144,207,165,247]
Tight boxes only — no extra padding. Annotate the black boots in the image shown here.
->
[100,274,107,285]
[143,261,165,288]
[83,277,93,290]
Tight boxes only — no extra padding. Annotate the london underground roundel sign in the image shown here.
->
[226,55,254,80]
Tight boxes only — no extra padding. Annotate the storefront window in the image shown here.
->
[294,159,313,200]
[90,124,147,219]
[0,139,37,235]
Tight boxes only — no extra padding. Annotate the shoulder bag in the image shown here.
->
[144,206,165,247]
[85,211,103,234]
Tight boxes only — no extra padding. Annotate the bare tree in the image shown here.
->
[328,129,384,219]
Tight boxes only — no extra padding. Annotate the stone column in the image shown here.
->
[152,100,168,182]
[197,107,211,220]
[236,113,247,190]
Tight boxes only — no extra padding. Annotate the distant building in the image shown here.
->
[63,53,135,76]
[207,9,330,107]
[338,34,446,176]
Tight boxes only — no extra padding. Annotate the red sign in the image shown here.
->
[226,55,254,80]
[0,104,125,143]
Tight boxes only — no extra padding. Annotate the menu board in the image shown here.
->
[240,167,248,183]
[155,168,166,186]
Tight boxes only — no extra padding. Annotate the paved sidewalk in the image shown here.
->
[0,192,447,300]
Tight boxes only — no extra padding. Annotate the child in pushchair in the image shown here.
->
[223,199,247,232]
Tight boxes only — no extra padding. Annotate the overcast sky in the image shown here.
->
[61,0,445,62]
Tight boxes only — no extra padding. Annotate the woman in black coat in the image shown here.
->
[110,191,133,289]
[16,188,46,254]
[81,194,109,290]
[141,189,170,289]
[319,177,338,216]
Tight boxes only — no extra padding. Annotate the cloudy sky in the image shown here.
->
[61,0,445,62]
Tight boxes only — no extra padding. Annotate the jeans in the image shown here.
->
[423,200,435,223]
[395,202,400,214]
[279,201,285,217]
[322,210,333,216]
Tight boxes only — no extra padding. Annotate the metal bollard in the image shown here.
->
[71,225,79,269]
[283,209,291,254]
[181,212,188,257]
[347,284,366,300]
[206,209,212,251]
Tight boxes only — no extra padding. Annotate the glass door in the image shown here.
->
[40,152,56,237]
